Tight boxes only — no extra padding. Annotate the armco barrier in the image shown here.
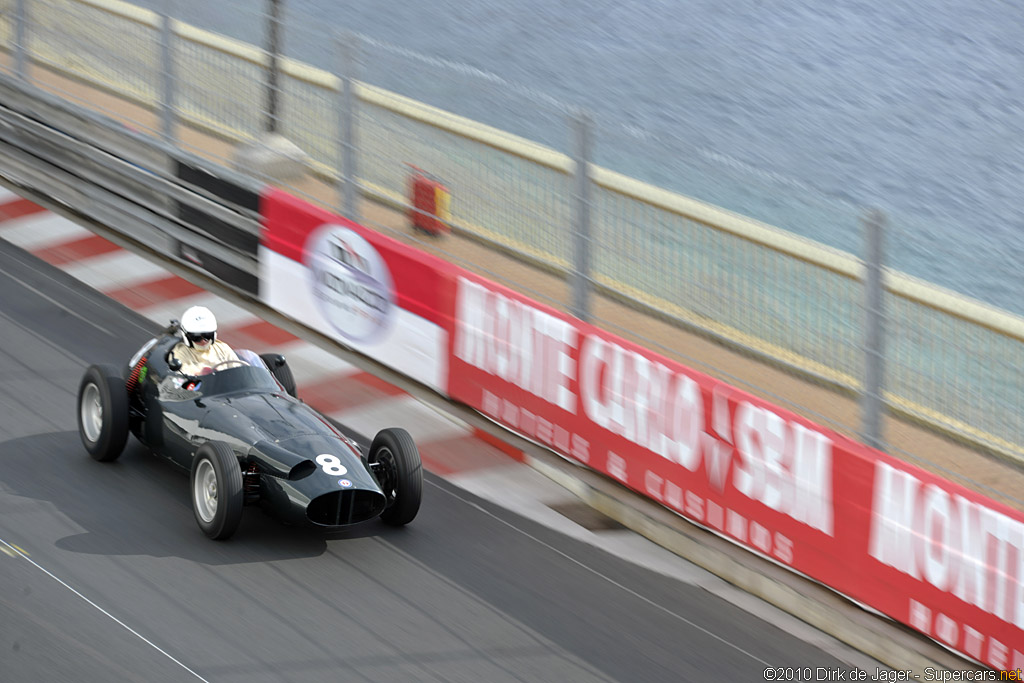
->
[0,73,264,291]
[259,188,1024,670]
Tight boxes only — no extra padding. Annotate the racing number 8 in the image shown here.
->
[315,454,348,476]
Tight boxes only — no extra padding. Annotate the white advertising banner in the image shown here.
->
[258,221,448,392]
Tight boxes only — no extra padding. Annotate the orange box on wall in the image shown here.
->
[407,166,451,236]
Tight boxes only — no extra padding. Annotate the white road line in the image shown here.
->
[0,244,156,337]
[420,480,775,669]
[0,537,211,683]
[5,269,115,336]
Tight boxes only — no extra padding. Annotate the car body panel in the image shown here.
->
[126,333,388,526]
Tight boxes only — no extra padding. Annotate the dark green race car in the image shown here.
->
[76,320,422,540]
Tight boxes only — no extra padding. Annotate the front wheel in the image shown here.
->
[77,364,130,462]
[369,428,422,526]
[190,441,244,540]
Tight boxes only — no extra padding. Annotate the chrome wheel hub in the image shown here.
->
[193,459,218,523]
[81,383,103,443]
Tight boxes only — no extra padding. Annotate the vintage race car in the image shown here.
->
[75,320,422,540]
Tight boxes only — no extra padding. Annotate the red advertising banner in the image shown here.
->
[260,189,1024,668]
[445,270,1024,669]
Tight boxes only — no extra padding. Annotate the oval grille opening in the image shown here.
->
[307,490,386,526]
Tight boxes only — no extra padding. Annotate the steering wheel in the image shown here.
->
[211,359,249,372]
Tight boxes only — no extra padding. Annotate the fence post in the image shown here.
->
[264,0,284,133]
[158,12,177,143]
[337,32,360,223]
[861,209,887,450]
[14,0,27,80]
[570,110,593,323]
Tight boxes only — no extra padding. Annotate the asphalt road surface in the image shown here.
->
[0,238,869,682]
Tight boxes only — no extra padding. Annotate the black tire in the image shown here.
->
[190,441,244,540]
[370,428,422,526]
[260,353,297,398]
[77,364,130,462]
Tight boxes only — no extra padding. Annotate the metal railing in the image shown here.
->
[2,0,1023,464]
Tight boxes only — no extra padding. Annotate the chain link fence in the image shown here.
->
[589,116,868,385]
[2,0,1024,470]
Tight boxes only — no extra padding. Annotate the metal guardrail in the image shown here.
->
[0,74,262,293]
[1,0,1023,463]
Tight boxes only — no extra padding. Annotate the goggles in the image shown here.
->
[186,331,215,345]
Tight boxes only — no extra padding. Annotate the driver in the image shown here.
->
[169,305,239,376]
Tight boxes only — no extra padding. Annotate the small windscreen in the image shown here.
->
[197,364,279,395]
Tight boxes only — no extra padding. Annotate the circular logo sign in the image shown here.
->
[338,479,353,488]
[306,224,395,343]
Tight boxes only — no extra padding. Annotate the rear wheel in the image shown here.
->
[260,353,297,398]
[369,428,422,526]
[190,441,244,540]
[77,364,130,462]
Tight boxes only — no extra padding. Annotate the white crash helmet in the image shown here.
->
[179,305,218,348]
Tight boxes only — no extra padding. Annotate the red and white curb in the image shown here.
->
[0,189,532,487]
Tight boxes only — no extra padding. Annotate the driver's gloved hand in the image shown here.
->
[172,374,200,391]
